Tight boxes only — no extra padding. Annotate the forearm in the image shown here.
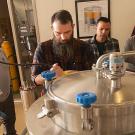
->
[33,63,64,85]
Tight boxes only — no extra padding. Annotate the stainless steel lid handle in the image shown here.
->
[76,92,97,131]
[37,99,59,119]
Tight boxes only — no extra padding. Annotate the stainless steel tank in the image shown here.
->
[36,52,135,135]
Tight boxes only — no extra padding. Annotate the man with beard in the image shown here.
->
[87,17,120,62]
[31,10,95,85]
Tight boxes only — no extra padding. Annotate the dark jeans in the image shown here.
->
[0,91,16,135]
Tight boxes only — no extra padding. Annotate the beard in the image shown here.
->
[52,35,74,59]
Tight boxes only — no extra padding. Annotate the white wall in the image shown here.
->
[111,0,135,51]
[34,0,62,41]
[34,0,135,51]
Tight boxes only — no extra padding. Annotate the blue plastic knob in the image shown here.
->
[76,92,97,107]
[104,59,110,65]
[103,59,110,68]
[41,70,56,81]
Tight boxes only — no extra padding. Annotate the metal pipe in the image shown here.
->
[96,53,110,69]
[121,51,135,57]
[95,51,135,69]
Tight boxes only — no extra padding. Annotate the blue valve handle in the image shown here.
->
[104,59,110,65]
[76,92,97,107]
[41,70,56,81]
[103,59,110,68]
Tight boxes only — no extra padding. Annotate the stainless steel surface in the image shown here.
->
[122,51,135,57]
[47,70,135,135]
[50,70,135,104]
[26,96,77,135]
[26,70,135,135]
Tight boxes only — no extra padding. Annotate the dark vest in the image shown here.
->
[40,39,89,71]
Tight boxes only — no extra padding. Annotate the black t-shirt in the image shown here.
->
[96,40,106,56]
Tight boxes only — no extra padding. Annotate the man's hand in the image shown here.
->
[34,63,63,85]
[50,63,64,78]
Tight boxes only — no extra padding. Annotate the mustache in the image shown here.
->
[53,34,74,44]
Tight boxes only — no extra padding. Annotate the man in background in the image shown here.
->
[31,9,95,85]
[87,17,120,62]
[124,35,135,72]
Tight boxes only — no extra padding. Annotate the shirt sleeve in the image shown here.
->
[124,37,135,64]
[82,42,96,70]
[112,38,120,52]
[31,44,45,83]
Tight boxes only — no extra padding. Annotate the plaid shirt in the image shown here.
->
[31,38,95,83]
[87,35,120,62]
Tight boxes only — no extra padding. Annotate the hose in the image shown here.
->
[0,60,49,68]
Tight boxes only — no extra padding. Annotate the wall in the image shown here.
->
[111,0,135,51]
[34,0,62,42]
[34,0,78,42]
[34,0,135,51]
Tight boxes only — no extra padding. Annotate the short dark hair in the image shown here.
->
[97,17,110,24]
[51,10,73,25]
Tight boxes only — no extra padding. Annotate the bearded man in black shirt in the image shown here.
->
[31,10,95,85]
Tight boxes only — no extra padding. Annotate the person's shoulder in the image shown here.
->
[108,37,119,47]
[74,37,95,45]
[109,37,119,42]
[125,36,135,47]
[35,39,53,52]
[74,38,88,46]
[127,35,135,41]
[37,39,53,51]
[86,36,95,44]
[40,39,53,47]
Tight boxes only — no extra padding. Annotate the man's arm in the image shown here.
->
[111,38,120,52]
[124,37,135,64]
[80,40,96,69]
[31,42,64,85]
[32,63,64,85]
[31,43,47,85]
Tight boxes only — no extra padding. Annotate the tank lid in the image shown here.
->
[49,70,135,105]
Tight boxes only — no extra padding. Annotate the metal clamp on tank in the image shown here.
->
[44,98,59,118]
[37,70,59,119]
[93,52,125,90]
[76,92,97,132]
[93,51,135,91]
[37,98,59,119]
[108,52,125,90]
[92,53,110,79]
